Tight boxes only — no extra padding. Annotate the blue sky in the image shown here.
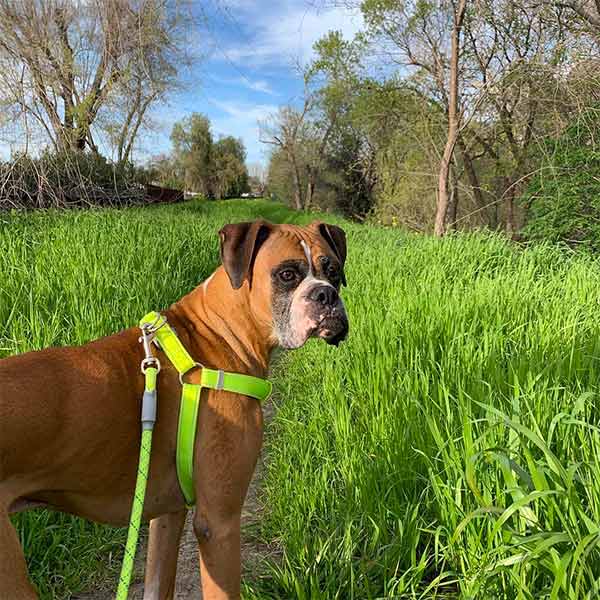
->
[140,0,364,167]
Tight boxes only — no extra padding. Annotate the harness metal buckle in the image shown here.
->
[215,369,225,390]
[139,319,164,374]
[179,362,203,385]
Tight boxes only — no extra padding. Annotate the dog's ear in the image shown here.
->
[219,220,272,289]
[313,222,347,286]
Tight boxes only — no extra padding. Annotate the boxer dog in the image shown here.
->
[0,220,348,600]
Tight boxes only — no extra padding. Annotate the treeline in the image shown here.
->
[146,113,250,200]
[262,0,600,246]
[0,1,193,160]
[0,111,251,209]
[0,1,196,209]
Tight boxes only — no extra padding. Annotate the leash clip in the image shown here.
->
[139,323,161,374]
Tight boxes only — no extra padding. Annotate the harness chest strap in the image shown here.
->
[139,311,272,506]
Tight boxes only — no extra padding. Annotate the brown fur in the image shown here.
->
[0,222,347,600]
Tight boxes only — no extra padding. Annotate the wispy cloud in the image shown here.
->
[210,74,279,96]
[212,99,278,122]
[220,4,364,68]
[245,78,277,94]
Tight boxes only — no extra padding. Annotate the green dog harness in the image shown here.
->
[116,311,271,599]
[139,311,272,505]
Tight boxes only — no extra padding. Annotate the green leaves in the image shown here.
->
[521,107,600,252]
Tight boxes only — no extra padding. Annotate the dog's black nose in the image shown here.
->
[309,285,338,307]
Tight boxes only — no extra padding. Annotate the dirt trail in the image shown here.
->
[75,402,275,600]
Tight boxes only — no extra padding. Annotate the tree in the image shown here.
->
[358,0,583,234]
[212,136,248,199]
[462,0,573,236]
[266,147,298,203]
[0,0,191,161]
[248,162,267,194]
[559,0,600,29]
[170,113,214,197]
[361,0,472,235]
[435,0,467,236]
[262,32,377,215]
[163,116,249,199]
[260,102,313,210]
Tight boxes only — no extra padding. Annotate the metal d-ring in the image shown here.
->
[179,362,203,385]
[141,356,161,374]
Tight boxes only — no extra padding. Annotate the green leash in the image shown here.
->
[116,361,158,600]
[115,312,272,599]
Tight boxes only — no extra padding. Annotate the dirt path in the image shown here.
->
[75,402,276,599]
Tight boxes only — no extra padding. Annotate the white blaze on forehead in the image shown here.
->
[300,240,315,277]
[299,239,333,289]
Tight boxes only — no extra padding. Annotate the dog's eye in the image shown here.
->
[279,269,297,282]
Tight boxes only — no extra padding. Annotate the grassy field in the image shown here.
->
[0,199,315,598]
[2,200,600,599]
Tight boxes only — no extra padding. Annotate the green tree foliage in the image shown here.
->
[157,113,249,199]
[521,108,600,250]
[212,136,249,199]
[170,113,214,197]
[266,147,301,205]
[310,31,377,217]
[265,31,380,217]
[265,1,600,238]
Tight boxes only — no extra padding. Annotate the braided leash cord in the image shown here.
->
[116,366,157,599]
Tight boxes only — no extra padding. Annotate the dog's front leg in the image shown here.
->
[194,508,242,600]
[143,509,187,600]
[192,388,264,599]
[0,507,38,599]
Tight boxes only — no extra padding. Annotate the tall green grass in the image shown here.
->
[247,231,600,599]
[3,201,600,599]
[0,200,312,598]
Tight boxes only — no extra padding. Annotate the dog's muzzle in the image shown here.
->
[308,284,349,346]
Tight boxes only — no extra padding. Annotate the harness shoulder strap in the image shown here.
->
[140,311,196,374]
[139,311,272,506]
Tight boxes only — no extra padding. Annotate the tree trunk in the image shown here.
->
[447,172,459,230]
[504,177,517,239]
[305,167,316,210]
[75,131,87,151]
[456,136,489,224]
[288,151,303,210]
[120,93,156,164]
[434,0,467,237]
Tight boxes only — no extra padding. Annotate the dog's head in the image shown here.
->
[219,220,349,349]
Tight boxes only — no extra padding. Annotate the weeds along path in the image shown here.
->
[1,200,325,600]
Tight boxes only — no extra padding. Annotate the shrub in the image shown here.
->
[0,151,149,210]
[520,107,600,251]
